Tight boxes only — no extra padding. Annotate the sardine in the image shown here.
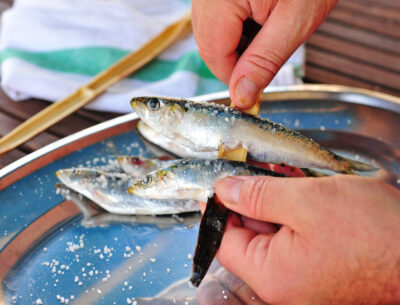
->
[117,155,177,178]
[138,121,327,178]
[131,97,377,174]
[137,120,218,159]
[56,168,199,215]
[129,159,284,201]
[55,183,200,228]
[129,159,284,288]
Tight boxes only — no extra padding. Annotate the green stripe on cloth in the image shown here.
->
[0,47,218,81]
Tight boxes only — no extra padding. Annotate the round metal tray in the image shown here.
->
[1,84,399,305]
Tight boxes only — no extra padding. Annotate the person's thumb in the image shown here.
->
[216,176,311,229]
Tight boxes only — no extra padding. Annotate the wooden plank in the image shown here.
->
[306,48,400,90]
[0,112,59,152]
[317,21,400,55]
[337,1,400,22]
[307,33,400,73]
[0,1,10,14]
[328,7,400,39]
[0,93,99,137]
[354,0,400,9]
[0,90,121,138]
[77,108,119,123]
[305,65,400,97]
[0,148,26,169]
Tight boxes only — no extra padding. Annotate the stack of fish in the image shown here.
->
[57,97,377,287]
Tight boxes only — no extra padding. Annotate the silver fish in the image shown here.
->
[131,97,377,174]
[129,159,283,288]
[129,159,284,201]
[117,155,177,178]
[55,183,200,228]
[137,120,218,159]
[56,168,199,215]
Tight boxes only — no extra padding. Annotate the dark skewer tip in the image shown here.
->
[190,272,202,287]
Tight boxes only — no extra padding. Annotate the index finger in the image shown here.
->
[191,0,245,83]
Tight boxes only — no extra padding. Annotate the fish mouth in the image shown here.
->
[131,97,144,110]
[128,186,136,195]
[130,97,147,109]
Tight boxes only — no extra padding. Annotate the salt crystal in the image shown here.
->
[97,289,102,294]
[35,298,43,305]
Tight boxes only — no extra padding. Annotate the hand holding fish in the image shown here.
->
[213,175,400,304]
[192,0,337,108]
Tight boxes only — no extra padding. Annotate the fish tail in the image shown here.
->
[339,157,378,174]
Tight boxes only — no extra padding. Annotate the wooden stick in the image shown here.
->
[0,11,192,156]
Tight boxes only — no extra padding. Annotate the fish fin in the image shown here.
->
[342,158,379,174]
[174,134,216,152]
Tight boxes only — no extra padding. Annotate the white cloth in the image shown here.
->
[0,0,304,113]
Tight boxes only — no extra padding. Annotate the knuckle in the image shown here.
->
[244,177,272,219]
[245,51,284,81]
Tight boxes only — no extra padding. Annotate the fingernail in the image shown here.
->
[233,77,260,108]
[217,177,243,204]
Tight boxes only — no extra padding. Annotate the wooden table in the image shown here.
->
[0,0,399,169]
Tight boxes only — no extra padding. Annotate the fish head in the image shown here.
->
[56,168,95,187]
[130,97,185,132]
[129,169,170,199]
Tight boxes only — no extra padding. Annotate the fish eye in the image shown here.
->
[146,98,160,111]
[142,175,152,185]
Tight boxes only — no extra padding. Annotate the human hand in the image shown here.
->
[214,175,400,304]
[192,0,337,109]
